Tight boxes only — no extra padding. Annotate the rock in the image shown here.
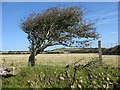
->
[49,80,54,85]
[90,75,93,78]
[103,85,106,88]
[86,76,89,79]
[105,77,110,81]
[116,77,119,80]
[115,83,118,85]
[54,71,56,74]
[102,77,105,81]
[59,77,64,80]
[62,74,65,77]
[31,84,33,87]
[107,74,110,77]
[107,77,110,81]
[84,81,87,84]
[76,77,79,80]
[79,80,83,83]
[101,73,104,75]
[80,77,82,79]
[1,66,20,77]
[12,67,15,71]
[77,84,82,88]
[42,73,45,77]
[55,75,57,78]
[94,86,97,89]
[28,80,30,83]
[92,81,96,85]
[69,79,72,82]
[106,84,109,88]
[97,85,101,88]
[66,65,69,68]
[71,85,75,88]
[67,73,70,77]
[109,82,113,85]
[28,80,31,87]
[40,77,42,82]
[66,70,70,73]
[94,75,97,79]
[104,81,108,84]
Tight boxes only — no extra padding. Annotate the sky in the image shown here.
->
[2,2,118,51]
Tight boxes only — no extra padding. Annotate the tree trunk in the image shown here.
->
[28,54,32,66]
[31,46,35,66]
[28,40,35,66]
[28,52,35,66]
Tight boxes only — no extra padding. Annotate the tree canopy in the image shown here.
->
[20,4,100,56]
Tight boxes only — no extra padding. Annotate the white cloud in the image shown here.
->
[111,32,117,34]
[100,12,118,18]
[86,11,118,25]
[86,11,118,18]
[96,17,118,25]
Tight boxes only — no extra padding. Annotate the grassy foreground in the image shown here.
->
[2,65,120,88]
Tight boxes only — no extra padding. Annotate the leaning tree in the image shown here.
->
[20,4,100,66]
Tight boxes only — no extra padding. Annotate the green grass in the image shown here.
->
[1,54,119,88]
[2,65,120,88]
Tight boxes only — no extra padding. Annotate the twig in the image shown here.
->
[70,57,99,86]
[66,58,84,68]
[72,58,84,65]
[78,58,99,70]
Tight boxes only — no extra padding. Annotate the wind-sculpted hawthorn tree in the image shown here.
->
[20,4,100,66]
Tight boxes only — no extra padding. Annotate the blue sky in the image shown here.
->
[2,2,118,51]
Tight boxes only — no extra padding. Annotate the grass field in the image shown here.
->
[1,53,118,68]
[2,65,120,88]
[1,53,120,88]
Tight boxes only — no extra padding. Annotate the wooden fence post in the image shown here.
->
[98,40,102,66]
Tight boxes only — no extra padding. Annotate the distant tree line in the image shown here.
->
[1,51,30,55]
[1,45,120,55]
[46,45,120,55]
[102,45,120,55]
